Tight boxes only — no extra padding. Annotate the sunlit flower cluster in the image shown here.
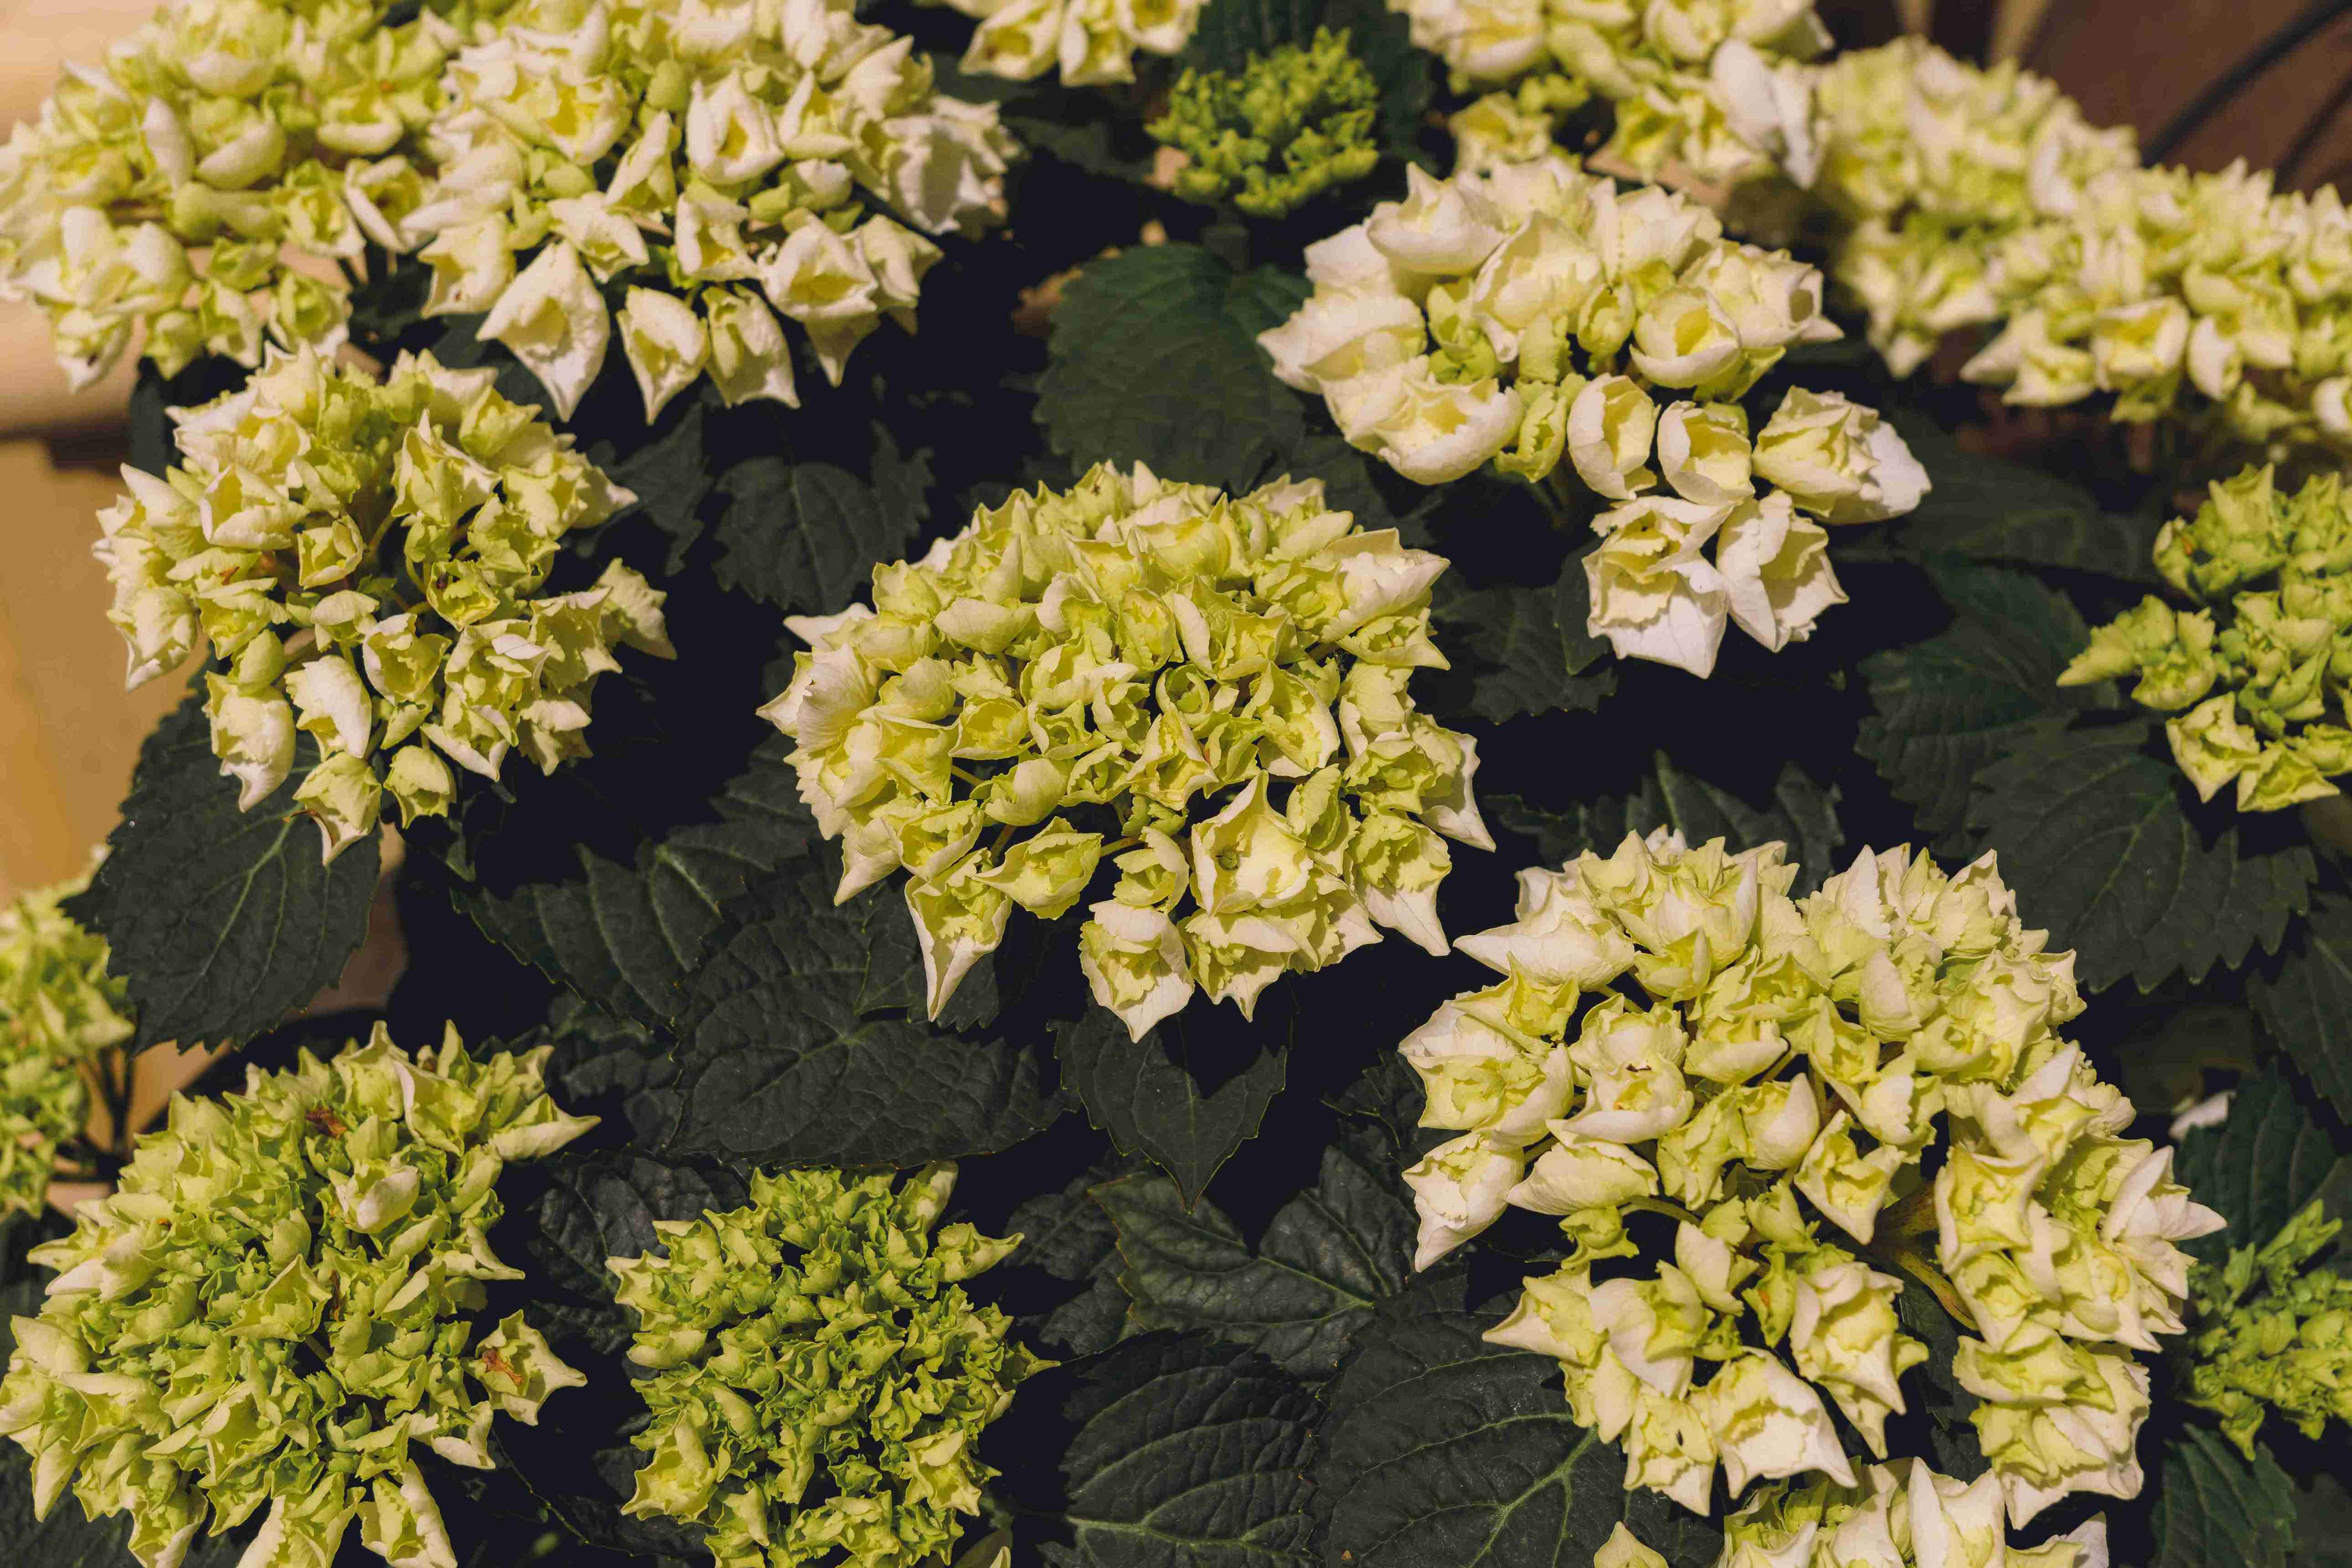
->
[97,347,670,861]
[921,0,1205,87]
[610,1163,1044,1568]
[0,1023,594,1568]
[1710,1459,2108,1568]
[2062,466,2352,812]
[2185,1196,2352,1459]
[1261,156,1925,676]
[407,0,1019,421]
[1805,40,2352,454]
[0,0,470,388]
[1147,28,1381,219]
[1385,0,1832,186]
[0,873,131,1217]
[1403,830,2219,1520]
[761,462,1490,1037]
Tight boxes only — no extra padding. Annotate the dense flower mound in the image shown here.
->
[920,0,1204,87]
[410,0,1020,421]
[760,462,1491,1035]
[2064,465,2352,812]
[0,0,473,388]
[609,1164,1044,1568]
[1260,155,1925,676]
[0,873,132,1217]
[0,1023,595,1568]
[1707,1459,2107,1568]
[1381,0,1833,186]
[1402,829,2221,1521]
[1147,28,1381,219]
[2187,1198,2352,1458]
[1804,41,2352,454]
[99,346,670,861]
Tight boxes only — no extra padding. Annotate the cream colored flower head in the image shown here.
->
[94,345,670,861]
[1407,831,2218,1521]
[1263,159,1923,677]
[1384,0,1833,186]
[0,1022,595,1568]
[404,0,1021,420]
[610,1163,1045,1568]
[1718,1459,2110,1568]
[0,870,132,1217]
[0,0,476,388]
[923,0,1207,86]
[760,461,1491,1037]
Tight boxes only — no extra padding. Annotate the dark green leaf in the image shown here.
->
[1098,1119,1413,1375]
[2172,1068,2352,1267]
[1038,244,1313,495]
[1002,1163,1142,1360]
[663,865,1065,1168]
[1056,1004,1289,1204]
[1857,564,2111,846]
[707,430,931,615]
[68,689,379,1052]
[1966,718,2314,991]
[1436,560,1616,724]
[2248,892,2352,1124]
[1893,1279,1982,1480]
[988,1332,1319,1567]
[583,379,718,568]
[457,735,819,1028]
[2151,1428,2297,1568]
[1313,1284,1721,1568]
[1877,414,2164,584]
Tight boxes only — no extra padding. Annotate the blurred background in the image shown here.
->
[4,0,2352,901]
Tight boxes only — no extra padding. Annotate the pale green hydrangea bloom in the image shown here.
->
[1382,0,1833,186]
[0,872,133,1217]
[2062,466,2352,813]
[96,346,671,861]
[1147,29,1381,219]
[1407,830,2219,1521]
[760,462,1491,1037]
[921,0,1204,87]
[0,0,495,389]
[2186,1197,2352,1457]
[1796,39,2352,455]
[0,1023,595,1568]
[406,0,1020,420]
[1261,156,1926,676]
[1715,1459,2107,1568]
[609,1163,1045,1568]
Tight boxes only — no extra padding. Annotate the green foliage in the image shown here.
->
[1055,1004,1289,1203]
[68,687,380,1052]
[1310,1278,1723,1568]
[2151,1426,2299,1568]
[2249,894,2352,1123]
[2174,1068,2352,1270]
[1965,717,2315,990]
[706,432,931,617]
[1435,562,1616,724]
[1096,1117,1413,1373]
[1488,755,1843,893]
[1872,416,2164,584]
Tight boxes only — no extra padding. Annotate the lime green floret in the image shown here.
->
[2187,1198,2352,1458]
[0,872,131,1217]
[610,1163,1046,1568]
[2062,464,2352,811]
[1149,28,1381,218]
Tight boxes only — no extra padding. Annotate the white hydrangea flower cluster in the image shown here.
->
[1260,155,1927,677]
[920,0,1206,87]
[761,462,1491,1037]
[97,347,671,861]
[0,0,471,389]
[398,0,1020,420]
[0,1023,595,1568]
[1805,40,2352,454]
[1401,829,2221,1522]
[1707,1459,2109,1568]
[1382,0,1834,186]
